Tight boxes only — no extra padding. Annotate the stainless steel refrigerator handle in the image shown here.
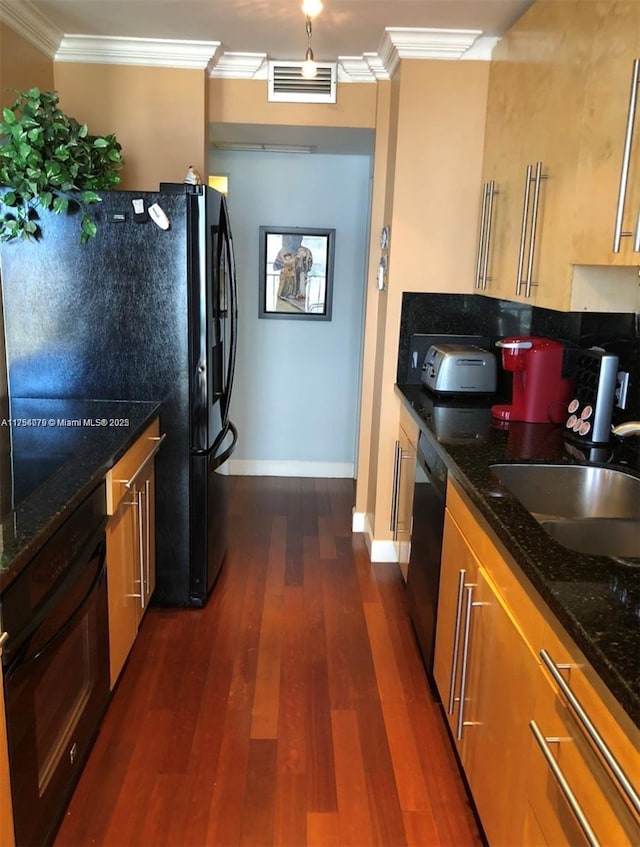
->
[390,440,402,536]
[529,721,600,847]
[516,164,533,295]
[447,569,467,715]
[455,584,475,741]
[540,649,640,814]
[116,433,167,490]
[475,182,489,289]
[525,161,547,298]
[481,181,497,289]
[137,488,145,610]
[613,58,640,253]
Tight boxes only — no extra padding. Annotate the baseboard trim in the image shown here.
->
[227,459,355,478]
[356,512,399,562]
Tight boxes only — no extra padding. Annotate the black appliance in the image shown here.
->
[0,185,238,606]
[1,484,110,847]
[405,432,448,674]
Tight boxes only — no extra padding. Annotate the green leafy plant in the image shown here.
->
[0,87,124,243]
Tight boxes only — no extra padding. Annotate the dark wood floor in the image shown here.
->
[54,476,483,847]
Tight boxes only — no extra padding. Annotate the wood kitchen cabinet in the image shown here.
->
[478,0,640,310]
[106,418,162,688]
[524,624,640,846]
[0,637,15,847]
[434,476,640,846]
[433,494,540,846]
[392,404,418,581]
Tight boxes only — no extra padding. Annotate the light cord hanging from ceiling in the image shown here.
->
[302,15,317,78]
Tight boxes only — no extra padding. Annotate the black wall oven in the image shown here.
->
[1,483,110,847]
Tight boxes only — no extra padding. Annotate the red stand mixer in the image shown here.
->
[491,336,574,424]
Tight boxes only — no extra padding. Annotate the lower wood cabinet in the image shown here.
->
[106,418,162,688]
[0,637,15,847]
[434,477,640,846]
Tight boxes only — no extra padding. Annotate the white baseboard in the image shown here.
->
[355,512,399,562]
[226,459,355,478]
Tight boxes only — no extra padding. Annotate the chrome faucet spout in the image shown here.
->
[611,421,640,437]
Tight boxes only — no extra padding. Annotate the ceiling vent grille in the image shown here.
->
[268,61,337,103]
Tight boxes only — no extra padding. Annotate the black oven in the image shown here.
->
[1,484,110,847]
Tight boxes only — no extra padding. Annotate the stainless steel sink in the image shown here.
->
[489,463,640,561]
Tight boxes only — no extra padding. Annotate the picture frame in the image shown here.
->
[258,226,335,320]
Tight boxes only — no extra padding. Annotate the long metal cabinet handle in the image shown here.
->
[0,631,8,650]
[529,720,600,847]
[525,162,547,297]
[116,433,167,490]
[446,569,467,715]
[540,650,640,814]
[516,164,533,295]
[137,488,145,610]
[613,59,640,253]
[144,478,151,599]
[455,584,475,741]
[390,440,402,535]
[634,209,640,253]
[475,183,489,289]
[481,181,497,289]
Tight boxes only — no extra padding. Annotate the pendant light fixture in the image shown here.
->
[301,15,317,79]
[301,0,323,16]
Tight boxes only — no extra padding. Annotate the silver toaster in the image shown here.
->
[421,343,497,394]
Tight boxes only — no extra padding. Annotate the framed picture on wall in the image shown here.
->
[258,226,335,320]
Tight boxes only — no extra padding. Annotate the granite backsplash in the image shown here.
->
[398,293,640,419]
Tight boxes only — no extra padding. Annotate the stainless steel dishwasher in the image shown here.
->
[405,431,448,675]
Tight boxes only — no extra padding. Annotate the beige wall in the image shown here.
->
[355,59,490,548]
[0,23,54,110]
[54,63,208,190]
[208,77,377,128]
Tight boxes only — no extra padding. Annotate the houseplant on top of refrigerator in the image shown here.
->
[0,87,123,243]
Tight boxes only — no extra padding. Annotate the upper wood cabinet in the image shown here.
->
[477,0,640,310]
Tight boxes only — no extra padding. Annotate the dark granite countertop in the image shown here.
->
[397,384,640,728]
[0,397,161,593]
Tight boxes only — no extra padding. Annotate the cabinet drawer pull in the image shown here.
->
[116,432,166,490]
[613,58,640,253]
[455,583,475,741]
[446,569,467,715]
[137,488,145,610]
[540,649,640,814]
[0,631,9,651]
[529,720,600,847]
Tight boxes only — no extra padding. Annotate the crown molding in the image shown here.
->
[0,0,62,57]
[209,52,268,79]
[55,35,220,69]
[380,26,483,72]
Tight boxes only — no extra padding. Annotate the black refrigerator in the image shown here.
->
[0,184,238,606]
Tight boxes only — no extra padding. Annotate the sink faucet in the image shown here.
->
[611,421,640,437]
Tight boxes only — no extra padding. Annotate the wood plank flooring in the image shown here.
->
[54,476,484,847]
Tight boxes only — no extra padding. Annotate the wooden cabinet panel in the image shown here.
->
[0,651,15,847]
[479,0,640,309]
[106,418,161,687]
[572,1,640,266]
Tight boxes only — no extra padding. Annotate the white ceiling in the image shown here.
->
[23,0,533,66]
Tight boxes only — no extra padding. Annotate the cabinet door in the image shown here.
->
[396,425,416,581]
[461,566,539,847]
[433,510,479,750]
[0,648,15,847]
[527,664,640,846]
[573,1,640,266]
[106,496,140,688]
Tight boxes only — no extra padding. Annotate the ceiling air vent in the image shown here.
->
[268,60,337,104]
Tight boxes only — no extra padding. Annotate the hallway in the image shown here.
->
[54,476,483,846]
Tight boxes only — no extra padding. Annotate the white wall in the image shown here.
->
[211,149,372,477]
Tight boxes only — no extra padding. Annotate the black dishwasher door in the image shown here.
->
[406,432,447,675]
